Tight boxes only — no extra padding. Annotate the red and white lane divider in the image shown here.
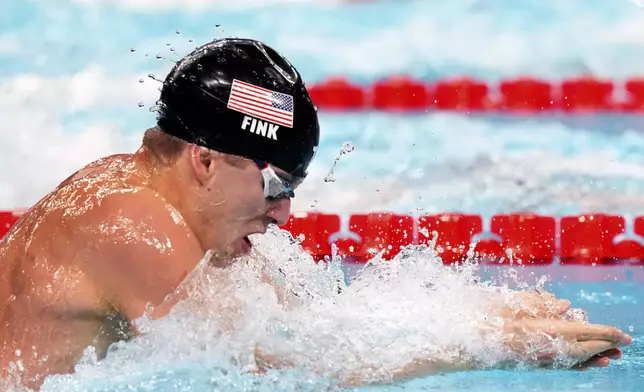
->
[279,212,644,265]
[308,76,644,112]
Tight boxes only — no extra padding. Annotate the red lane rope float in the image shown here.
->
[278,212,644,265]
[1,211,643,265]
[0,211,20,236]
[307,76,644,112]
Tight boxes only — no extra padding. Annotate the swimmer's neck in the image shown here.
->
[133,147,180,196]
[132,147,192,220]
[131,147,218,255]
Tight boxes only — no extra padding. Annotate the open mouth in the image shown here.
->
[240,235,253,253]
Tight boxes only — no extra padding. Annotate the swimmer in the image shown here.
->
[0,38,632,389]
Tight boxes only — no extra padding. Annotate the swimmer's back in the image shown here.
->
[0,153,160,383]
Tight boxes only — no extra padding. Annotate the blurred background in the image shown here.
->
[2,0,644,220]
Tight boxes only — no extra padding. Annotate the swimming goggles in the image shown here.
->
[253,159,304,200]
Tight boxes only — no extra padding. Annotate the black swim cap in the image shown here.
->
[156,38,320,179]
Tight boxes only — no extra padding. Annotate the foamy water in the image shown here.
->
[0,227,574,391]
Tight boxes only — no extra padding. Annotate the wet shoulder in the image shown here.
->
[18,153,194,259]
[74,182,187,236]
[60,154,141,190]
[69,177,192,253]
[0,155,142,250]
[51,154,156,219]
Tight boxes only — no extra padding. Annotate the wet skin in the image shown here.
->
[0,145,292,389]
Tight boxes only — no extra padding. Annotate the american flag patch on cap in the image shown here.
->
[227,79,294,128]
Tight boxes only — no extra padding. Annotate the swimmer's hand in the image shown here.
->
[388,319,632,383]
[494,291,571,320]
[493,291,622,369]
[253,346,296,374]
[502,318,632,369]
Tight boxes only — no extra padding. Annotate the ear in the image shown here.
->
[188,145,218,185]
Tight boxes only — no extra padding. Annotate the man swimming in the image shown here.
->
[0,38,632,389]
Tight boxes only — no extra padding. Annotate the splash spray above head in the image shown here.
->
[156,37,320,182]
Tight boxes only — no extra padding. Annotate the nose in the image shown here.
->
[266,197,292,226]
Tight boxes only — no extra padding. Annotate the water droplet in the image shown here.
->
[166,43,171,46]
[130,48,136,53]
[215,24,221,27]
[176,30,182,35]
[324,172,336,183]
[155,54,163,60]
[138,102,145,107]
[188,38,194,43]
[197,64,203,70]
[170,47,176,52]
[340,142,355,155]
[138,79,144,83]
[323,142,355,184]
[629,325,635,332]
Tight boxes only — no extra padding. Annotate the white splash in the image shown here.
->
[2,227,582,391]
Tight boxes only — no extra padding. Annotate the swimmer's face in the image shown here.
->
[188,146,292,259]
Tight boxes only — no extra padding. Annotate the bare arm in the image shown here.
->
[252,347,481,389]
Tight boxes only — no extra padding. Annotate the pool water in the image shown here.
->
[3,0,644,390]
